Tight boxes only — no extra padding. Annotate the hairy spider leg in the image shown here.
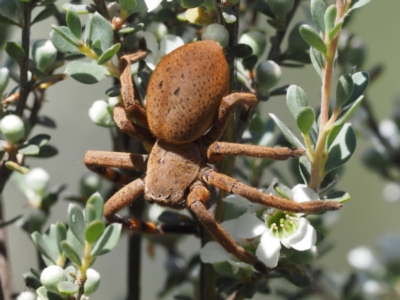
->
[187,183,269,274]
[207,141,305,164]
[84,151,148,185]
[201,168,342,214]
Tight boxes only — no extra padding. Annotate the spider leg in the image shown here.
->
[201,167,342,214]
[204,92,258,143]
[105,178,197,235]
[113,104,156,145]
[84,150,148,184]
[187,183,269,274]
[119,52,148,126]
[207,141,305,164]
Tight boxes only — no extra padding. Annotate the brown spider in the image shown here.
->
[84,40,341,274]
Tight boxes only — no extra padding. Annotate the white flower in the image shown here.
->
[347,246,376,270]
[145,0,173,12]
[235,184,318,268]
[143,32,184,70]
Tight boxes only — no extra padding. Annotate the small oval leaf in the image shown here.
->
[296,106,315,135]
[299,25,327,54]
[60,241,82,266]
[67,204,86,244]
[85,220,105,244]
[286,85,309,119]
[66,9,82,40]
[97,43,121,65]
[324,5,336,33]
[311,0,327,32]
[91,223,122,256]
[270,113,305,149]
[65,61,110,84]
[336,74,354,108]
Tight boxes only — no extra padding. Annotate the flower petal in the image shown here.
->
[200,242,231,263]
[159,35,184,57]
[223,194,251,208]
[145,0,163,12]
[220,219,238,240]
[292,184,319,202]
[283,218,316,251]
[256,231,281,268]
[236,212,266,239]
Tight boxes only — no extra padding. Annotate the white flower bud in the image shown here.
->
[146,22,168,41]
[84,268,101,296]
[0,115,25,144]
[255,60,282,94]
[202,24,229,48]
[25,168,50,195]
[32,40,57,71]
[347,246,376,270]
[40,266,67,295]
[88,100,115,127]
[239,31,266,57]
[16,291,36,300]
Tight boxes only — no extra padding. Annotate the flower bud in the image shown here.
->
[80,173,102,199]
[84,268,101,296]
[40,266,67,295]
[16,291,36,300]
[202,24,229,48]
[107,2,121,18]
[88,100,115,127]
[255,60,282,94]
[0,115,25,144]
[32,40,57,71]
[146,22,168,42]
[25,168,50,195]
[269,0,294,20]
[239,31,267,57]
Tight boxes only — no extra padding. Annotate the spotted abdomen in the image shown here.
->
[146,40,230,144]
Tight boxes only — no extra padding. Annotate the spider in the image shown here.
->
[84,40,341,274]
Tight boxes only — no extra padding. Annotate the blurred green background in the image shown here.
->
[3,0,400,299]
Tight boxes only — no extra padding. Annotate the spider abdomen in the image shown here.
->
[146,40,230,144]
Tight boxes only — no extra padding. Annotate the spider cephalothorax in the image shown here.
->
[84,40,341,273]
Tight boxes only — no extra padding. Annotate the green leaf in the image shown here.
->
[286,85,309,119]
[347,72,369,105]
[216,276,239,294]
[269,114,305,149]
[42,225,62,263]
[105,86,120,97]
[299,25,327,54]
[336,74,354,108]
[36,286,64,300]
[87,192,104,221]
[310,47,324,78]
[85,204,96,225]
[66,229,83,258]
[328,21,342,41]
[238,282,257,298]
[65,61,110,84]
[56,222,67,255]
[5,42,25,65]
[333,95,364,127]
[67,204,86,244]
[58,281,79,295]
[25,134,51,148]
[273,182,293,199]
[66,9,82,40]
[311,0,327,32]
[325,190,350,203]
[299,156,311,184]
[31,4,58,25]
[325,123,356,174]
[119,0,137,12]
[50,26,80,54]
[60,241,82,266]
[181,0,204,8]
[349,0,370,11]
[62,3,95,14]
[5,161,29,174]
[85,220,105,244]
[118,23,144,35]
[278,262,311,287]
[97,43,121,65]
[324,5,336,33]
[31,232,56,264]
[296,107,315,135]
[0,14,20,26]
[18,144,40,155]
[89,12,113,52]
[91,223,122,256]
[36,145,58,158]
